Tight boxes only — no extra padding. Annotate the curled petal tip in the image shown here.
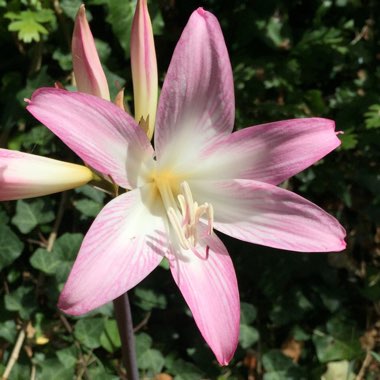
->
[196,7,207,16]
[24,98,31,103]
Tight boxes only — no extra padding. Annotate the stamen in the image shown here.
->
[154,175,214,250]
[167,207,190,249]
[171,181,214,250]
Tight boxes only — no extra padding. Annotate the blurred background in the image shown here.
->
[0,0,379,379]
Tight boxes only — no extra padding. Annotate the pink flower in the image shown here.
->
[26,8,345,365]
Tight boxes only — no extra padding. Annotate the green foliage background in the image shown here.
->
[0,0,379,379]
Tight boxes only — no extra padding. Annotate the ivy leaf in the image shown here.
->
[262,350,306,379]
[74,318,105,349]
[100,319,121,353]
[74,199,103,219]
[138,349,165,373]
[313,333,359,362]
[239,324,260,349]
[164,355,204,380]
[30,233,82,279]
[135,333,153,356]
[0,320,17,342]
[241,302,257,325]
[12,199,55,234]
[75,185,105,203]
[52,233,83,283]
[134,288,167,311]
[4,286,37,319]
[5,10,55,43]
[30,248,61,275]
[0,225,24,271]
[105,0,136,58]
[56,346,79,368]
[37,359,74,380]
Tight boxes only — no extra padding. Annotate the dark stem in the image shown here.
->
[113,292,139,380]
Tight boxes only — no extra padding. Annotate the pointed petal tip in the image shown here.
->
[216,349,236,366]
[76,4,86,20]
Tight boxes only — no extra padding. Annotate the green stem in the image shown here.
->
[113,292,139,380]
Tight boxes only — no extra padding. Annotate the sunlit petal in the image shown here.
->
[27,88,154,189]
[193,118,341,185]
[190,179,346,252]
[155,8,234,164]
[169,230,239,365]
[59,185,168,315]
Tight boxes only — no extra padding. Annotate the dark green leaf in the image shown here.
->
[0,224,24,270]
[100,319,121,353]
[134,288,167,311]
[74,318,104,349]
[12,199,54,234]
[239,324,259,349]
[138,348,165,373]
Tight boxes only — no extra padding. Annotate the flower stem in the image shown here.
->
[113,292,139,380]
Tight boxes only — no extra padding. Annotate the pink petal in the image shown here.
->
[155,8,234,163]
[58,185,167,315]
[193,118,341,185]
[72,5,110,100]
[27,88,154,189]
[190,179,346,252]
[169,232,240,365]
[131,0,158,139]
[0,149,93,201]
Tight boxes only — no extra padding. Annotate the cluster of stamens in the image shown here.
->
[166,182,213,250]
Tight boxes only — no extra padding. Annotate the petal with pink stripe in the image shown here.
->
[190,179,346,252]
[58,185,168,315]
[27,88,154,189]
[169,231,240,365]
[192,118,341,185]
[155,8,234,165]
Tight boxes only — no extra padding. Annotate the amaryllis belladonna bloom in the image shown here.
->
[25,8,345,365]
